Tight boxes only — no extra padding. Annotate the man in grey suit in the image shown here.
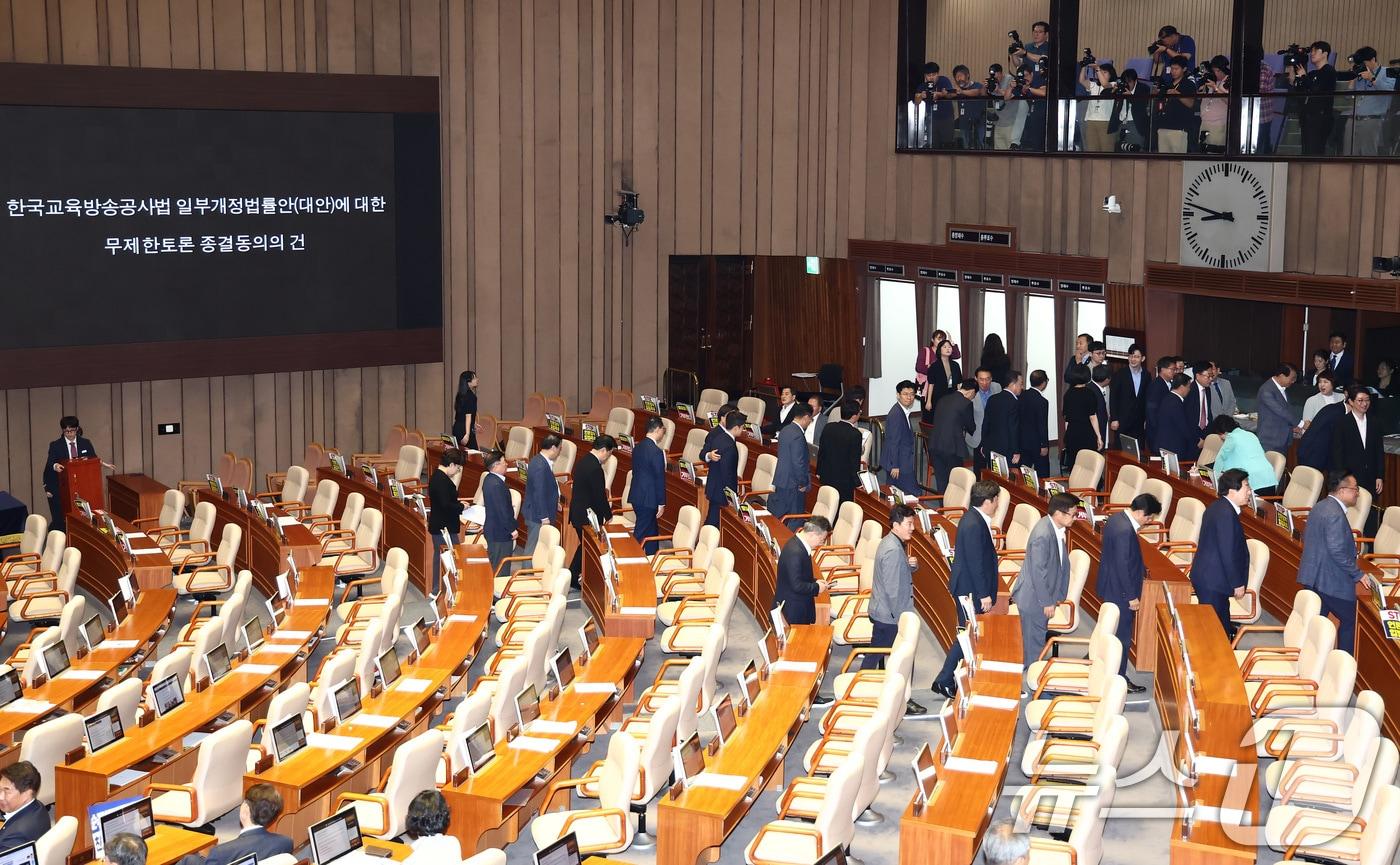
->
[1207,362,1237,419]
[1255,363,1300,454]
[1298,470,1365,653]
[178,784,293,865]
[967,367,1002,474]
[767,402,814,528]
[1013,492,1078,666]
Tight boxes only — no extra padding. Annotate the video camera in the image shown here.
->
[1079,48,1097,69]
[1278,43,1307,70]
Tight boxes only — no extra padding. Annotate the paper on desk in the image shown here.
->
[969,694,1020,711]
[277,516,300,527]
[307,732,362,751]
[393,678,433,694]
[979,660,1025,674]
[1191,805,1253,826]
[616,556,649,565]
[61,669,106,680]
[527,719,578,736]
[1197,755,1239,777]
[130,548,165,556]
[508,735,560,753]
[573,682,618,695]
[691,772,749,790]
[125,532,148,539]
[298,598,329,606]
[0,699,54,714]
[100,639,139,650]
[234,664,279,676]
[259,643,301,655]
[606,532,631,539]
[272,630,313,640]
[349,714,400,729]
[768,660,819,674]
[943,756,998,775]
[620,606,655,616]
[447,614,478,624]
[463,505,486,525]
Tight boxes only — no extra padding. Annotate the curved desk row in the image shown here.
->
[195,489,322,600]
[315,467,434,596]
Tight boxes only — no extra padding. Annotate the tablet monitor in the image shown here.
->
[515,683,541,729]
[332,679,362,724]
[711,694,737,746]
[769,604,788,645]
[671,732,705,784]
[533,833,580,865]
[578,618,600,661]
[0,844,37,865]
[271,714,309,763]
[308,809,363,865]
[376,648,402,688]
[150,674,184,717]
[0,670,21,710]
[82,614,105,651]
[458,721,495,776]
[814,848,848,865]
[84,706,123,753]
[1120,434,1141,462]
[243,616,265,652]
[551,648,575,690]
[912,742,938,805]
[40,641,70,678]
[737,660,761,710]
[98,797,154,849]
[205,645,231,683]
[757,628,780,669]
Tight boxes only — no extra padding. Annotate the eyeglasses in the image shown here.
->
[1338,485,1359,492]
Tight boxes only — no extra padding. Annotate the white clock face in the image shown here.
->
[1181,163,1272,269]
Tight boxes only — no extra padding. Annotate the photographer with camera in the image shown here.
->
[1288,41,1338,155]
[951,65,987,149]
[1154,56,1198,152]
[1009,21,1050,67]
[1197,56,1230,153]
[985,63,1024,150]
[1107,68,1151,152]
[1348,47,1396,156]
[1149,25,1196,81]
[902,62,947,149]
[1017,56,1050,151]
[1078,59,1119,152]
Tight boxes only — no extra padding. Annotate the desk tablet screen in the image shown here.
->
[243,616,264,651]
[758,628,780,668]
[309,809,363,865]
[516,684,541,728]
[580,618,600,656]
[814,847,848,865]
[551,648,575,690]
[40,642,70,678]
[465,722,495,773]
[82,614,105,651]
[738,660,761,709]
[712,695,737,745]
[226,855,257,865]
[206,645,231,682]
[332,680,362,723]
[109,592,130,626]
[272,715,308,762]
[377,648,401,687]
[913,742,938,804]
[151,674,184,717]
[409,619,430,656]
[84,707,124,752]
[673,732,704,783]
[99,797,154,846]
[0,844,37,865]
[533,832,580,865]
[0,670,21,709]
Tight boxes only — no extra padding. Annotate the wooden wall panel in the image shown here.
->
[1262,1,1400,68]
[1079,0,1233,70]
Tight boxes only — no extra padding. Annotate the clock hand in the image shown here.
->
[1201,211,1235,222]
[1184,200,1228,218]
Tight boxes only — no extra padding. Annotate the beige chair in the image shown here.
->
[1243,618,1336,714]
[1226,539,1271,624]
[144,649,192,713]
[1022,714,1129,781]
[1234,588,1321,668]
[1023,676,1127,737]
[1276,784,1400,864]
[388,445,427,492]
[744,750,862,865]
[503,426,535,461]
[656,548,736,623]
[736,396,766,427]
[131,491,185,539]
[492,527,562,596]
[814,501,864,567]
[248,682,311,769]
[20,713,84,805]
[336,730,444,839]
[1088,464,1146,512]
[177,570,253,644]
[96,678,144,733]
[634,626,727,725]
[353,425,408,467]
[336,548,408,620]
[696,388,729,419]
[543,396,568,424]
[483,656,529,742]
[228,457,254,495]
[317,508,382,580]
[149,720,254,826]
[257,465,310,507]
[174,523,241,596]
[1265,450,1288,483]
[569,386,614,426]
[311,490,363,545]
[577,692,682,848]
[9,547,80,623]
[742,454,778,503]
[1022,767,1118,865]
[1046,450,1106,497]
[1,518,54,581]
[605,407,636,439]
[164,501,217,566]
[35,816,78,865]
[1024,603,1120,693]
[1264,690,1384,799]
[554,439,578,477]
[1139,478,1173,522]
[1141,496,1205,571]
[1261,465,1325,520]
[308,651,357,728]
[266,442,327,493]
[1347,486,1373,536]
[925,467,975,518]
[654,527,721,599]
[178,452,236,514]
[817,520,881,594]
[439,689,494,782]
[831,557,877,645]
[826,613,919,706]
[657,416,677,451]
[677,427,709,464]
[531,732,640,854]
[498,393,547,440]
[1264,752,1398,855]
[1362,506,1400,593]
[1196,433,1225,467]
[804,672,904,776]
[660,573,739,654]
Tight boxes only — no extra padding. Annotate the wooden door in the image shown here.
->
[668,256,754,399]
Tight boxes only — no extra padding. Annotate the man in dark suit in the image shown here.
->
[1326,331,1354,386]
[1020,371,1051,477]
[1096,493,1162,691]
[1106,68,1151,149]
[883,381,921,496]
[178,784,293,865]
[1091,364,1113,452]
[481,452,517,573]
[1255,364,1300,455]
[522,435,562,559]
[773,516,831,626]
[0,762,49,850]
[630,418,669,553]
[762,386,801,437]
[1299,471,1365,652]
[1109,344,1149,449]
[567,435,616,584]
[427,448,468,593]
[1061,333,1093,384]
[1143,356,1176,451]
[928,381,976,493]
[768,403,814,528]
[1153,373,1194,460]
[1181,363,1213,461]
[815,402,864,503]
[1331,386,1384,499]
[702,411,745,527]
[981,370,1024,469]
[1299,399,1346,471]
[933,481,1001,697]
[1013,493,1078,665]
[41,414,112,531]
[805,395,828,450]
[1192,468,1252,638]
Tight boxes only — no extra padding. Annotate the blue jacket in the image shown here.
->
[767,422,810,519]
[1144,375,1170,445]
[774,535,820,625]
[949,508,997,608]
[702,426,739,503]
[1298,401,1345,471]
[1096,510,1145,607]
[1191,498,1249,597]
[980,390,1021,464]
[0,800,49,850]
[181,827,294,865]
[1213,429,1278,489]
[883,404,919,495]
[482,472,514,542]
[1153,392,1193,459]
[1298,495,1362,600]
[521,452,559,523]
[629,437,667,510]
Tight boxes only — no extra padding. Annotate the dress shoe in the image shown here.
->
[813,694,834,706]
[933,683,957,700]
[1125,680,1147,694]
[905,699,929,717]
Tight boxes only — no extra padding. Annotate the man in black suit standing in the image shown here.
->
[1109,344,1148,449]
[1154,373,1194,460]
[1144,356,1176,451]
[762,386,801,437]
[1096,493,1161,692]
[567,435,617,585]
[0,762,49,850]
[1326,331,1354,386]
[702,411,745,527]
[815,402,864,503]
[932,481,1000,697]
[981,370,1024,469]
[773,516,831,626]
[427,448,468,593]
[177,785,293,865]
[928,381,976,493]
[1020,371,1051,477]
[1331,386,1383,532]
[42,415,113,531]
[481,452,517,573]
[629,418,669,553]
[1192,468,1252,638]
[1181,362,1214,461]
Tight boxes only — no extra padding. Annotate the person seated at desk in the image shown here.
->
[980,818,1030,864]
[403,790,462,865]
[0,762,49,849]
[1207,415,1278,496]
[177,784,293,865]
[105,834,147,865]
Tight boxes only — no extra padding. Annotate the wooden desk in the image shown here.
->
[251,546,491,846]
[657,623,831,865]
[315,467,433,596]
[716,507,814,623]
[659,469,708,534]
[445,635,646,854]
[1155,604,1258,865]
[66,511,173,592]
[195,490,320,599]
[580,526,657,638]
[899,613,1023,865]
[55,568,333,860]
[107,474,170,523]
[82,824,216,865]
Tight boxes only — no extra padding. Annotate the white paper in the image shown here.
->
[463,505,486,525]
[751,509,772,517]
[100,640,139,650]
[943,756,998,774]
[61,669,105,680]
[348,714,400,729]
[768,660,819,674]
[271,630,312,640]
[447,614,478,624]
[1192,805,1253,826]
[527,719,579,736]
[979,660,1025,674]
[125,532,148,540]
[507,735,560,753]
[277,516,299,527]
[298,598,330,606]
[306,732,363,751]
[969,695,1020,711]
[690,772,749,790]
[606,532,631,539]
[130,548,164,556]
[258,644,301,655]
[234,664,279,676]
[1197,755,1239,777]
[616,556,649,565]
[620,606,655,616]
[393,678,433,694]
[0,699,54,714]
[573,682,618,695]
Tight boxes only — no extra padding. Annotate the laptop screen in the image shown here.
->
[272,714,309,763]
[465,721,495,773]
[40,641,70,678]
[243,616,264,652]
[82,614,105,651]
[109,591,130,626]
[309,809,363,865]
[712,695,737,745]
[332,679,362,723]
[738,660,761,709]
[0,669,22,710]
[551,648,575,690]
[377,648,401,687]
[814,848,848,865]
[0,844,37,865]
[98,797,154,848]
[205,645,231,683]
[673,733,705,782]
[516,684,541,728]
[151,675,184,717]
[533,832,580,865]
[84,707,124,753]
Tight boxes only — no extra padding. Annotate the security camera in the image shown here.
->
[1373,255,1400,277]
[603,190,645,245]
[1102,195,1121,215]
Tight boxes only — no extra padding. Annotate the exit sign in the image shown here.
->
[805,256,821,274]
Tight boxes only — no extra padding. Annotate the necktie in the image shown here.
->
[1199,389,1207,428]
[68,440,76,459]
[1331,353,1339,369]
[1214,381,1222,399]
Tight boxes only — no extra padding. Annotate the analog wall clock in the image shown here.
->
[1178,161,1288,272]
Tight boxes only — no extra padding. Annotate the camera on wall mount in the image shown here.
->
[603,190,645,245]
[1374,256,1400,277]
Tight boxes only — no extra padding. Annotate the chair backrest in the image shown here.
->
[1245,538,1270,595]
[1066,549,1090,605]
[158,491,185,528]
[1141,478,1173,519]
[1196,434,1224,467]
[943,468,976,510]
[189,501,217,544]
[691,525,721,572]
[832,501,863,548]
[736,396,765,427]
[542,395,567,421]
[20,714,84,804]
[1284,465,1325,512]
[229,457,254,493]
[340,492,366,533]
[488,658,528,742]
[639,694,683,799]
[281,466,311,504]
[475,414,500,449]
[1170,497,1206,544]
[1314,650,1358,713]
[505,426,535,461]
[605,407,636,439]
[352,621,384,693]
[597,729,642,824]
[1265,450,1287,482]
[96,678,143,732]
[215,452,237,480]
[852,521,882,564]
[811,486,840,523]
[521,393,547,428]
[1282,589,1322,647]
[735,442,749,479]
[380,731,446,837]
[54,594,84,657]
[304,442,329,469]
[1007,503,1040,550]
[611,389,634,410]
[658,417,676,451]
[751,454,777,496]
[311,651,357,723]
[1089,603,1121,656]
[189,616,226,686]
[850,712,887,820]
[1086,637,1123,697]
[15,514,47,556]
[1360,785,1400,864]
[669,506,702,553]
[54,548,82,604]
[554,439,578,476]
[696,388,729,418]
[1068,450,1106,491]
[266,682,311,731]
[215,523,242,568]
[357,508,385,550]
[21,630,59,687]
[383,425,408,456]
[814,750,863,855]
[188,720,254,823]
[35,816,77,865]
[586,385,613,421]
[1348,486,1373,534]
[147,648,192,704]
[1375,507,1400,556]
[672,660,707,743]
[1109,465,1147,506]
[395,445,426,482]
[1296,615,1337,679]
[601,454,619,490]
[681,427,709,463]
[991,487,1010,530]
[691,615,729,717]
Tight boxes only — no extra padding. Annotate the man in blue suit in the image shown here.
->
[767,402,814,528]
[702,410,745,527]
[981,371,1023,470]
[1153,373,1194,461]
[933,481,1001,697]
[773,516,831,626]
[1143,356,1175,451]
[481,452,517,572]
[1299,470,1364,652]
[0,762,49,850]
[522,434,562,558]
[1096,493,1161,692]
[630,418,669,553]
[1192,467,1252,639]
[1298,399,1346,471]
[178,785,293,865]
[1020,371,1052,477]
[883,381,920,496]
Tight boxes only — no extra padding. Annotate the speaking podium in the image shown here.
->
[59,457,106,514]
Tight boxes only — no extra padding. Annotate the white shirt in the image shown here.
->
[1084,81,1113,121]
[1126,512,1141,532]
[804,417,818,445]
[1302,391,1344,423]
[405,834,463,865]
[1226,495,1242,515]
[1052,523,1067,563]
[778,402,795,424]
[1273,379,1290,401]
[3,799,38,824]
[798,532,816,556]
[968,504,994,538]
[1353,412,1368,442]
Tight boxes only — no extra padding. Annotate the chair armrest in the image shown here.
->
[329,548,379,575]
[838,648,891,675]
[658,568,708,598]
[1230,623,1284,649]
[1240,647,1300,679]
[146,783,197,823]
[333,793,389,834]
[492,555,537,578]
[336,578,384,607]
